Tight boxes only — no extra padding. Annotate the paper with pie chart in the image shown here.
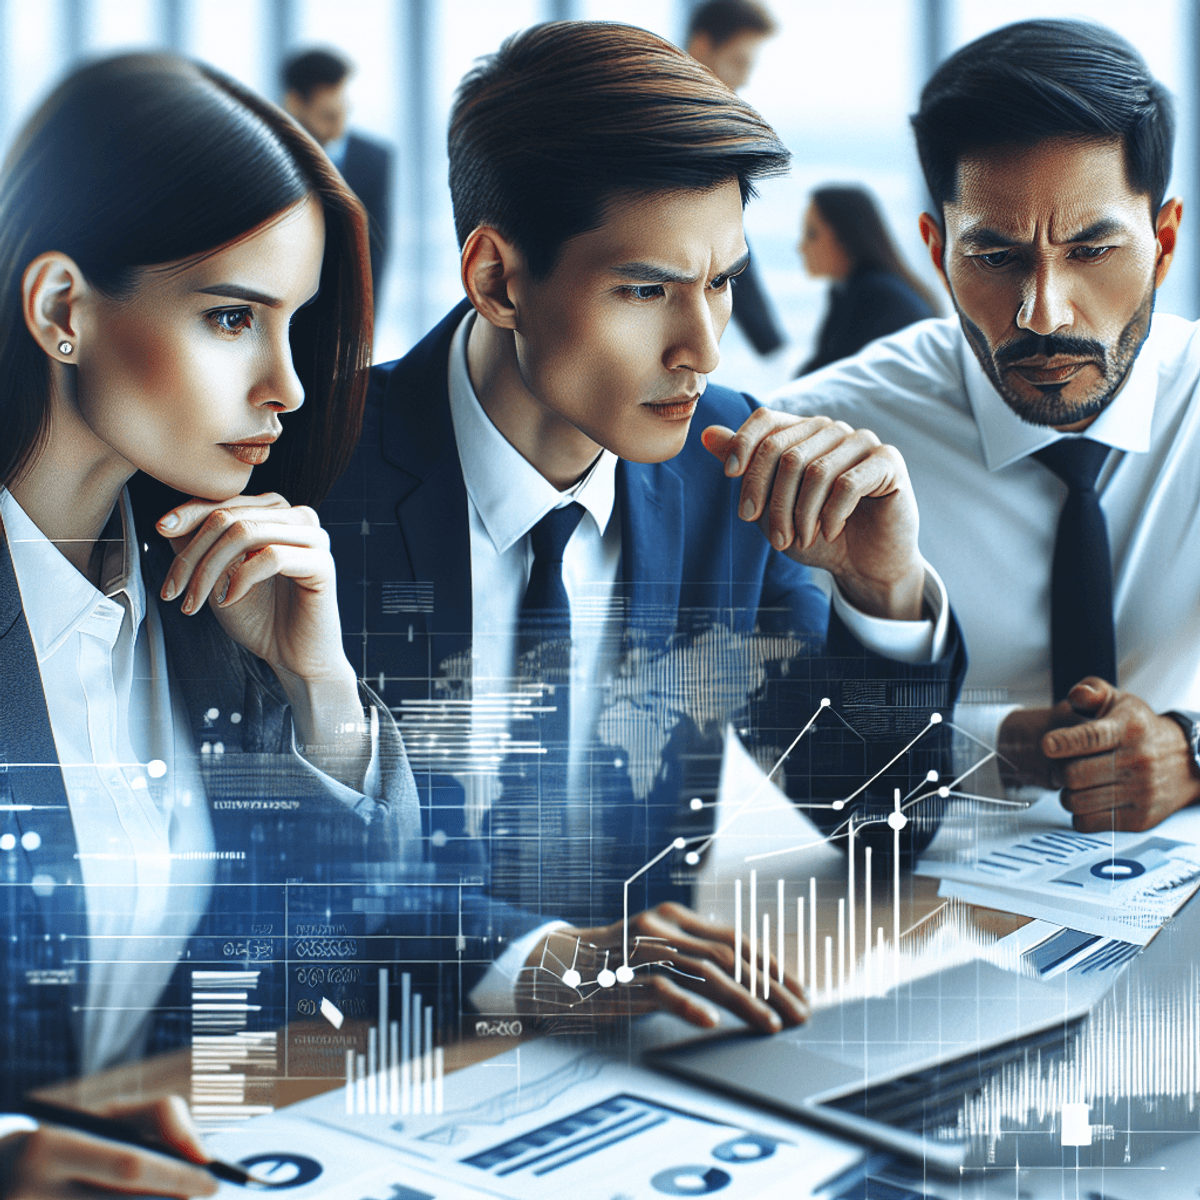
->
[918,821,1200,943]
[204,1035,854,1199]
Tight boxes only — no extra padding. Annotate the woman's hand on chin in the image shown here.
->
[155,493,363,752]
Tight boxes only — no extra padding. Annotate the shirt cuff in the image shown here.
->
[0,1115,38,1141]
[831,564,950,664]
[467,919,569,1015]
[288,704,384,821]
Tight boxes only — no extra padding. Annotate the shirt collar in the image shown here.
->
[446,307,618,555]
[960,319,1160,471]
[0,487,145,661]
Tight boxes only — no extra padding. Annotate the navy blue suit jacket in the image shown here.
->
[322,303,966,945]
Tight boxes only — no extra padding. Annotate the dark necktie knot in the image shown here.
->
[1033,437,1109,494]
[522,502,586,616]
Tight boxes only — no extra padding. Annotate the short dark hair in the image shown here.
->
[282,47,352,100]
[687,0,777,47]
[0,53,372,508]
[912,19,1174,216]
[448,21,790,279]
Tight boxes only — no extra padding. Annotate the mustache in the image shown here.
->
[993,333,1108,371]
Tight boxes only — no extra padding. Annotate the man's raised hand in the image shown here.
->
[703,410,925,620]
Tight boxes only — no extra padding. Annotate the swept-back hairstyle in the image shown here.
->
[448,21,790,280]
[912,19,1174,218]
[811,185,939,315]
[0,52,371,508]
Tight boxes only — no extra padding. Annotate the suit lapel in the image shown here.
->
[0,533,79,884]
[618,458,685,641]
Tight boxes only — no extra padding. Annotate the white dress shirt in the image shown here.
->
[770,312,1200,797]
[1,488,214,1075]
[445,310,948,1010]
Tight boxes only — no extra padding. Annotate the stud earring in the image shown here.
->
[57,341,74,355]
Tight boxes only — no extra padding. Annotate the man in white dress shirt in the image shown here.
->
[719,19,1200,833]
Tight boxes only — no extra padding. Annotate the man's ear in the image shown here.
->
[1154,196,1183,289]
[918,212,949,292]
[22,251,89,365]
[461,226,524,331]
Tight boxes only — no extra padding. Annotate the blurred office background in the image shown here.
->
[0,0,1194,395]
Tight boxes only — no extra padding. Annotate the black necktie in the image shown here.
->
[1032,439,1116,701]
[518,502,586,640]
[494,503,586,917]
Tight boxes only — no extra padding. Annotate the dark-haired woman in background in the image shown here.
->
[795,184,940,376]
[0,54,416,1198]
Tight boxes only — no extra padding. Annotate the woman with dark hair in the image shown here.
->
[0,54,416,1197]
[796,184,940,375]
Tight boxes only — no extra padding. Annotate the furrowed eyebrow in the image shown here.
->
[957,218,1127,252]
[610,249,751,285]
[610,262,698,285]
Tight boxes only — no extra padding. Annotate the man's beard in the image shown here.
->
[957,284,1155,428]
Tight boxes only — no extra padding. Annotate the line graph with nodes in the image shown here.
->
[521,694,1033,1008]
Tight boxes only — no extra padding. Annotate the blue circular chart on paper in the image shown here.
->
[711,1134,777,1162]
[1090,858,1145,880]
[237,1154,324,1188]
[651,1165,732,1194]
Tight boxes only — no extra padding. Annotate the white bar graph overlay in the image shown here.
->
[344,969,442,1115]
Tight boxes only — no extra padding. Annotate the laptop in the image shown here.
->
[649,889,1200,1173]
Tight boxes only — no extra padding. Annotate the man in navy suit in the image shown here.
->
[323,22,964,1036]
[283,49,392,308]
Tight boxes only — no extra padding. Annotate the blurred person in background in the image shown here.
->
[283,47,393,312]
[686,0,786,357]
[796,184,939,376]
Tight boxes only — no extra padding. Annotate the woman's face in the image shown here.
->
[73,195,325,501]
[798,201,851,280]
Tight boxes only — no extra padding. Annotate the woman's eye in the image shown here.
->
[209,307,253,334]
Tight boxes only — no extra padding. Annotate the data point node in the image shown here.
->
[689,797,704,811]
[561,969,581,989]
[673,836,687,850]
[926,770,939,782]
[615,965,635,984]
[887,811,908,831]
[938,786,950,798]
[930,712,943,724]
[147,759,167,779]
[685,851,701,866]
[832,800,845,810]
[597,969,616,988]
[820,697,831,706]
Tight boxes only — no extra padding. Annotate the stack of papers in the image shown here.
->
[916,795,1200,945]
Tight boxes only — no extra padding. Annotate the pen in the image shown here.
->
[18,1098,268,1188]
